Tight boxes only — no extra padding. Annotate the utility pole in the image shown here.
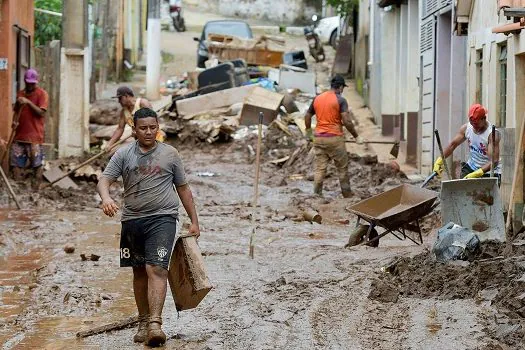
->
[146,0,161,100]
[60,0,90,157]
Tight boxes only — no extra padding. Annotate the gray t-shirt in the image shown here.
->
[102,141,187,221]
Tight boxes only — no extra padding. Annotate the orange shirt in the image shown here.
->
[309,90,348,137]
[15,87,49,144]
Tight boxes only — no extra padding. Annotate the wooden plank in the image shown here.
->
[168,236,212,311]
[43,166,79,190]
[176,86,256,117]
[500,128,515,212]
[506,113,525,236]
[333,33,354,74]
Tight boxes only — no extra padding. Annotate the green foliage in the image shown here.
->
[34,0,63,47]
[325,0,359,19]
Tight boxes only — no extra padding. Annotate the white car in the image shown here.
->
[314,16,340,49]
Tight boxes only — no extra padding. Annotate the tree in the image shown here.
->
[34,0,63,47]
[325,0,358,19]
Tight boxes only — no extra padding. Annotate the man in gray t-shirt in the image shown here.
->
[97,108,200,346]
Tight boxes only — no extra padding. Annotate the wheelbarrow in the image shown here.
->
[346,184,439,247]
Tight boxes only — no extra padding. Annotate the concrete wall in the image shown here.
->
[199,0,319,24]
[467,0,525,129]
[369,1,382,125]
[0,0,34,167]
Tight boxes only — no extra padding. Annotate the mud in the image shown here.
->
[372,242,525,347]
[0,23,520,350]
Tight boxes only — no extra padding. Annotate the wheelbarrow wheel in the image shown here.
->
[345,224,379,248]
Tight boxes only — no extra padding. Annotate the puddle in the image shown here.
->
[0,209,138,349]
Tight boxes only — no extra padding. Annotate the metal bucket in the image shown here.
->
[440,178,505,242]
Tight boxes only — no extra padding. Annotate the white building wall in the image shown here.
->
[467,0,525,129]
[380,8,399,116]
[406,1,420,114]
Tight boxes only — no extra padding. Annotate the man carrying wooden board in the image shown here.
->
[97,108,200,346]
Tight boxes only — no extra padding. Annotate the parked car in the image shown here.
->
[314,16,340,49]
[194,20,253,68]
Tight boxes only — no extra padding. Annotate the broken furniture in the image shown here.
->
[207,33,284,67]
[283,50,308,70]
[198,62,236,92]
[346,184,439,246]
[175,85,256,117]
[240,86,284,125]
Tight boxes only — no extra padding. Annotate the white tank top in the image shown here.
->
[465,121,501,174]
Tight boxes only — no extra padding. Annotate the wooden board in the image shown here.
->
[332,33,354,74]
[506,113,525,236]
[176,85,256,117]
[239,87,284,125]
[43,166,79,190]
[168,236,213,311]
[500,128,515,212]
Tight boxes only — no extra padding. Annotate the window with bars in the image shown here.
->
[498,44,507,127]
[476,48,483,104]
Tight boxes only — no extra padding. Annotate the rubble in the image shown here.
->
[89,99,121,125]
[207,34,285,67]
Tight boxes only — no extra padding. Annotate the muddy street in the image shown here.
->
[1,8,524,350]
[1,130,519,349]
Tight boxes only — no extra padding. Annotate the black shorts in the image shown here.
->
[120,214,178,270]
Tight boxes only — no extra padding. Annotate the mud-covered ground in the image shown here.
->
[1,14,523,350]
[1,124,522,350]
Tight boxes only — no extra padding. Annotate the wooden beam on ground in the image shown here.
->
[76,316,138,338]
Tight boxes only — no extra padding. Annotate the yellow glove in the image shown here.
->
[464,168,484,179]
[433,157,444,177]
[305,128,314,142]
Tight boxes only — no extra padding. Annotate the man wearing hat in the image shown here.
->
[105,86,165,150]
[10,68,48,188]
[304,75,362,198]
[433,103,501,183]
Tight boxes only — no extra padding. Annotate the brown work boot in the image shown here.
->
[147,316,166,347]
[133,314,149,343]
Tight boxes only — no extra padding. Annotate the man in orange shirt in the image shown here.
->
[10,69,49,188]
[305,75,361,198]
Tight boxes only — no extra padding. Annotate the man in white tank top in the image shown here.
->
[432,103,501,184]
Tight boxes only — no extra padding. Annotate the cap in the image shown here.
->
[113,86,134,98]
[468,103,487,121]
[331,75,348,87]
[24,69,39,83]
